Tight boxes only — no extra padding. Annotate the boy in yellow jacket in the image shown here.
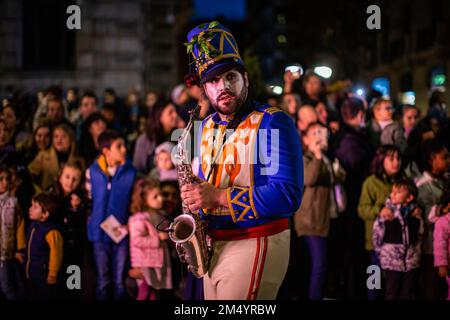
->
[26,193,63,300]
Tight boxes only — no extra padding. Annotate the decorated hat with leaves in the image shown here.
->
[185,21,244,85]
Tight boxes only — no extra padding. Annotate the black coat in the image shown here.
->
[333,124,374,215]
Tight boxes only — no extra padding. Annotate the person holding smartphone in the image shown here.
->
[294,121,335,300]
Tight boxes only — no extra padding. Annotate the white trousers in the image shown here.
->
[203,229,290,300]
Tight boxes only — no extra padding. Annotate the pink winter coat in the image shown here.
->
[129,212,164,268]
[433,213,450,267]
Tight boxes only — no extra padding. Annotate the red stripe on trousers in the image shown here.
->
[250,237,268,300]
[246,237,261,300]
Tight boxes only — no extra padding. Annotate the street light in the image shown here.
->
[314,66,332,79]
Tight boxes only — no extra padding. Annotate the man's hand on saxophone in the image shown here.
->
[180,176,228,212]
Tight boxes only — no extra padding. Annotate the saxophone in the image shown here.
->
[168,105,211,278]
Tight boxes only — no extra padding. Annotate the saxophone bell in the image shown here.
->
[168,214,196,243]
[168,214,209,278]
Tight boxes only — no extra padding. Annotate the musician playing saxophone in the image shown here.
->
[180,22,304,300]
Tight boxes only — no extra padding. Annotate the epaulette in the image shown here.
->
[263,106,284,115]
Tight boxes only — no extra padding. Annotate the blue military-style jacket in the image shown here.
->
[197,101,304,235]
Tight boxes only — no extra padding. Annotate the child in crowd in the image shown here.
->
[416,139,450,299]
[358,145,403,299]
[128,178,172,300]
[400,105,420,140]
[149,142,178,182]
[373,179,423,299]
[433,183,450,300]
[0,166,26,300]
[26,193,63,300]
[367,98,403,150]
[86,130,136,300]
[51,160,87,298]
[158,180,186,299]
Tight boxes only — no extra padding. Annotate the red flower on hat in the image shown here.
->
[184,74,199,88]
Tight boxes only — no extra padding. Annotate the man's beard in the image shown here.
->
[211,87,248,115]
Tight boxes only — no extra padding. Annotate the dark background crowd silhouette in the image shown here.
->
[0,68,449,300]
[0,0,450,302]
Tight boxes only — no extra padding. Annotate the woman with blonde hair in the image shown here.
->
[28,123,84,193]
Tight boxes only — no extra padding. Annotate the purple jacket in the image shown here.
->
[373,199,424,272]
[433,214,450,267]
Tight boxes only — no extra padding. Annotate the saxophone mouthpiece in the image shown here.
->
[188,105,201,120]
